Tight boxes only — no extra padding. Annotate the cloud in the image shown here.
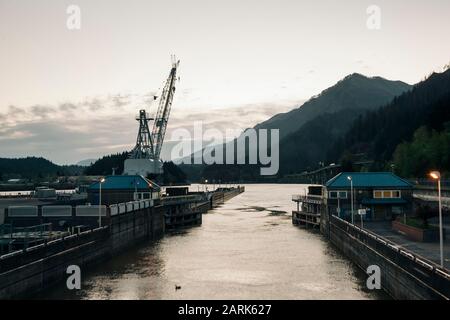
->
[83,97,104,112]
[0,94,301,164]
[59,103,78,112]
[109,94,132,108]
[30,105,54,118]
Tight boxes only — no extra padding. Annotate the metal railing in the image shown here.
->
[161,194,204,205]
[292,194,323,201]
[331,215,450,298]
[0,226,109,273]
[409,179,450,188]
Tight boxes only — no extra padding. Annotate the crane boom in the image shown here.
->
[151,59,179,159]
[123,58,179,177]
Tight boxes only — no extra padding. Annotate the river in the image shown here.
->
[42,184,387,300]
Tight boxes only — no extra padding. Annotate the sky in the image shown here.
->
[0,0,449,164]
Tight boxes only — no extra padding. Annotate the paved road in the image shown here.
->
[364,218,450,270]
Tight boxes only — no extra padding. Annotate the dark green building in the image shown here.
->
[324,172,413,221]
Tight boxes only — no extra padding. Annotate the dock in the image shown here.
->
[291,177,450,300]
[291,186,324,228]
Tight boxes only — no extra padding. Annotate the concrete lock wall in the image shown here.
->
[328,216,450,300]
[0,207,165,299]
[0,187,243,299]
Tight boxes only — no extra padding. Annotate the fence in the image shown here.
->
[409,179,450,188]
[161,194,204,205]
[109,200,152,216]
[0,226,109,273]
[330,215,450,298]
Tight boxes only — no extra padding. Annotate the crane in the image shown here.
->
[123,57,180,177]
[152,56,180,160]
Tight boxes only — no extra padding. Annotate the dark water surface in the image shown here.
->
[43,184,387,300]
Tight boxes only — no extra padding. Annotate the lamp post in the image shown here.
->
[429,171,444,267]
[347,176,354,224]
[99,178,105,228]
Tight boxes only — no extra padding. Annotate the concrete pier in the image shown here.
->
[322,214,450,299]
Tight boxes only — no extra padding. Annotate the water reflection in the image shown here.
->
[42,184,387,300]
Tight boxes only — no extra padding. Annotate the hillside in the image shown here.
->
[181,73,412,179]
[0,157,83,180]
[179,73,412,167]
[327,68,450,175]
[255,73,411,139]
[278,108,363,174]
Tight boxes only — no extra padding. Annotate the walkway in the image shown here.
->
[364,219,450,270]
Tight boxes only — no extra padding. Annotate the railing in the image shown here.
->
[330,215,450,298]
[0,226,109,273]
[409,179,450,188]
[292,194,323,201]
[292,210,321,226]
[161,194,204,205]
[110,200,152,216]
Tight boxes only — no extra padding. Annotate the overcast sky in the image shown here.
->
[1,0,449,164]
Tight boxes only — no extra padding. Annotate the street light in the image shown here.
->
[99,178,105,228]
[429,171,444,267]
[347,176,354,224]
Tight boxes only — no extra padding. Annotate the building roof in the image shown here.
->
[88,175,160,191]
[325,172,413,189]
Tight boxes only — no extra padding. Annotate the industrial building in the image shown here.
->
[88,175,160,206]
[324,172,413,221]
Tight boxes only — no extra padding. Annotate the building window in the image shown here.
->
[329,191,347,199]
[373,190,401,199]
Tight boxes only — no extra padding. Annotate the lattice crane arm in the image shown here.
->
[151,58,180,160]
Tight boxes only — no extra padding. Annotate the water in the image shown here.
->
[42,184,386,300]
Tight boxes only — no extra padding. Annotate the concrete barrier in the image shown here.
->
[0,205,165,299]
[76,205,107,217]
[42,206,72,217]
[328,215,450,299]
[8,206,38,217]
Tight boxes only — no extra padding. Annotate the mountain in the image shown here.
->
[0,157,83,180]
[84,152,129,176]
[255,73,411,139]
[278,108,363,174]
[181,73,412,179]
[76,159,97,167]
[327,68,450,176]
